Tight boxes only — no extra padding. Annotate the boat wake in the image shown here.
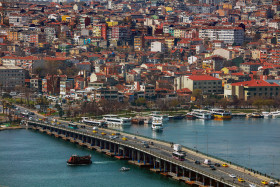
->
[93,161,116,164]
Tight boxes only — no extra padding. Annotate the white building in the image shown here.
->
[199,26,244,45]
[151,41,164,52]
[188,56,198,64]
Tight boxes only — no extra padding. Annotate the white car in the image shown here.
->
[269,181,278,185]
[249,184,256,187]
[229,174,236,178]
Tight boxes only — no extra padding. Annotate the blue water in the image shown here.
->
[120,118,280,179]
[0,130,186,187]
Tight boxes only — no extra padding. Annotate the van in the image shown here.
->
[204,159,211,165]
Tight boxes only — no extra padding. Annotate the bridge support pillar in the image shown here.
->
[176,166,178,176]
[159,160,161,171]
[164,161,167,172]
[137,151,140,163]
[123,148,125,158]
[210,179,212,186]
[153,158,156,169]
[217,182,219,187]
[143,153,146,164]
[100,141,103,149]
[203,176,205,185]
[170,163,172,173]
[114,144,117,155]
[132,150,134,161]
[196,173,198,182]
[182,167,185,177]
[109,142,112,152]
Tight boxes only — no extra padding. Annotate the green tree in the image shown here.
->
[271,37,277,45]
[252,99,264,109]
[135,98,146,106]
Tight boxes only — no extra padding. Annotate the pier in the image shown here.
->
[25,120,277,187]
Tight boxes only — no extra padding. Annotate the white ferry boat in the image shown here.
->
[150,111,169,121]
[151,117,163,131]
[209,109,232,120]
[103,115,131,126]
[270,111,280,118]
[80,117,106,127]
[262,112,272,118]
[192,109,212,120]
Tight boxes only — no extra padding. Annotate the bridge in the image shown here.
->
[25,120,277,187]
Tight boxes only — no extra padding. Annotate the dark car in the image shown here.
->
[210,165,216,170]
[214,163,221,167]
[195,161,200,164]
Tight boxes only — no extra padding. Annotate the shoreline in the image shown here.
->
[0,126,24,131]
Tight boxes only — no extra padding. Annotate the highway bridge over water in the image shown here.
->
[24,120,277,187]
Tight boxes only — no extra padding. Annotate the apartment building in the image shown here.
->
[224,80,280,101]
[175,75,223,94]
[0,66,25,89]
[199,26,244,45]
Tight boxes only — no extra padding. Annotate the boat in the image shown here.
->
[120,167,130,171]
[103,115,131,126]
[80,117,106,127]
[192,109,212,120]
[67,155,92,165]
[262,112,272,118]
[186,112,197,120]
[270,111,280,118]
[152,117,163,131]
[150,111,169,121]
[143,117,153,124]
[131,117,144,125]
[246,112,264,118]
[209,109,232,120]
[168,116,174,120]
[173,114,185,120]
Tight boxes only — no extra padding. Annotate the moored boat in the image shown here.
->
[173,114,185,120]
[186,112,197,120]
[247,112,264,118]
[209,109,232,120]
[262,112,272,118]
[192,110,212,120]
[270,111,280,118]
[152,117,163,131]
[103,115,131,126]
[67,155,92,165]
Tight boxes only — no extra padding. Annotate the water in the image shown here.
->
[1,118,280,186]
[0,130,185,187]
[119,118,280,179]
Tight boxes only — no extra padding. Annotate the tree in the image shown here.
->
[135,98,146,106]
[58,109,64,118]
[252,99,264,109]
[271,37,277,45]
[217,98,230,109]
[192,89,202,99]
